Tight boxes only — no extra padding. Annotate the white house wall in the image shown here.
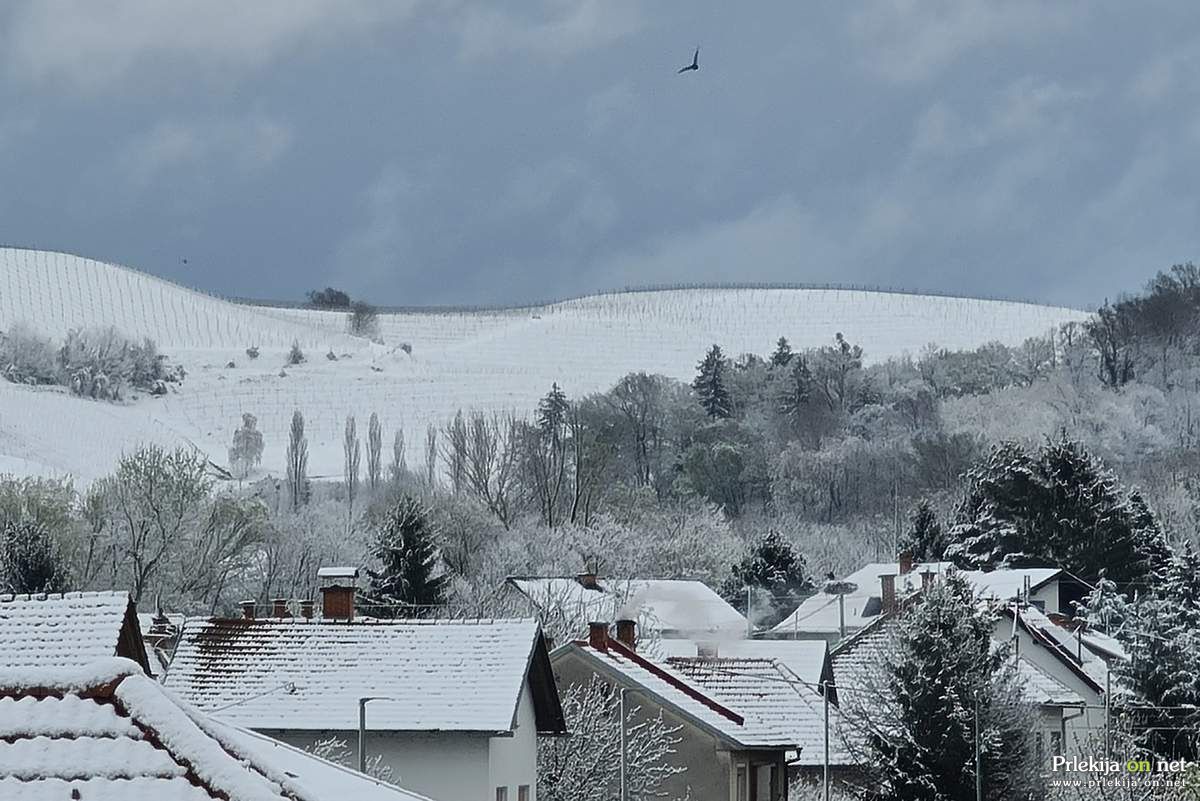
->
[489,682,539,800]
[260,729,491,801]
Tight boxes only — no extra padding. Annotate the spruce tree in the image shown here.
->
[902,499,948,562]
[720,531,814,626]
[536,383,570,436]
[946,435,1169,585]
[693,344,732,419]
[842,574,1040,800]
[367,497,447,618]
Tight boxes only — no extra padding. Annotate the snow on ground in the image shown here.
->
[0,247,1090,482]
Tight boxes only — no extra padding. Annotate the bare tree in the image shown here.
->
[285,410,308,510]
[424,424,438,487]
[343,415,361,515]
[538,675,684,801]
[366,412,383,492]
[389,428,407,483]
[444,411,522,527]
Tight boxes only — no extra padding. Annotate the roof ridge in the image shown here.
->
[585,639,745,726]
[0,590,130,603]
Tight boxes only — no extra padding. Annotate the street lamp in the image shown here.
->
[358,696,396,773]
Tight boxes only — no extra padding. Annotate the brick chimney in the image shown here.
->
[240,600,256,621]
[898,550,914,576]
[588,621,609,651]
[615,619,636,651]
[271,598,290,618]
[299,600,314,620]
[880,574,897,615]
[318,566,359,621]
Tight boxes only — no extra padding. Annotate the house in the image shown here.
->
[829,586,1108,760]
[165,568,567,801]
[769,558,955,642]
[507,574,749,640]
[656,638,833,689]
[770,556,1091,644]
[551,621,797,801]
[666,655,855,783]
[0,590,150,673]
[0,656,436,801]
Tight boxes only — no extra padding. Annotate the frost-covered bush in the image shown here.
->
[58,326,179,400]
[0,323,58,385]
[229,413,265,479]
[245,345,260,360]
[287,340,305,365]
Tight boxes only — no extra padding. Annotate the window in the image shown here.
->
[736,765,748,801]
[518,786,530,801]
[1050,731,1063,756]
[495,788,508,801]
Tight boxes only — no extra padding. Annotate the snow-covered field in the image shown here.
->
[0,247,1090,483]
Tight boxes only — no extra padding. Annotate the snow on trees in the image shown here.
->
[0,519,67,593]
[365,496,447,617]
[285,410,309,510]
[840,574,1041,801]
[366,412,383,492]
[720,530,815,627]
[902,499,948,562]
[343,415,360,514]
[946,435,1170,585]
[693,343,732,419]
[538,675,684,801]
[228,413,264,479]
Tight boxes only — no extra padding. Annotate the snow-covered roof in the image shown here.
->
[0,591,149,674]
[770,562,954,636]
[553,638,795,750]
[316,567,358,580]
[0,657,357,801]
[509,576,748,637]
[960,568,1066,603]
[1016,659,1086,707]
[165,617,566,734]
[656,638,830,686]
[666,657,853,767]
[1003,606,1110,693]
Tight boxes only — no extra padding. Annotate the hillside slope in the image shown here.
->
[0,248,1089,482]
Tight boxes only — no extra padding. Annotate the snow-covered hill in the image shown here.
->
[0,247,1090,482]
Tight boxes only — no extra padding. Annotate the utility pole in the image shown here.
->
[974,696,983,801]
[838,593,846,640]
[746,585,753,637]
[619,687,628,801]
[822,680,831,801]
[358,696,393,773]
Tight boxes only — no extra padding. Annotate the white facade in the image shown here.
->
[262,684,540,801]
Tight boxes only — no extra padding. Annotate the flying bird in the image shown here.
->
[678,47,699,73]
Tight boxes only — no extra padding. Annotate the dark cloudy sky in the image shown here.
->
[1,2,1198,308]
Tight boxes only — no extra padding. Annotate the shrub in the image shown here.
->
[58,327,173,401]
[0,323,58,385]
[287,340,305,365]
[245,346,260,360]
[348,301,379,338]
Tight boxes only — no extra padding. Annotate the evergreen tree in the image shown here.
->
[842,574,1040,801]
[693,344,732,419]
[366,497,447,617]
[775,354,813,419]
[902,499,948,562]
[0,520,67,593]
[769,336,793,368]
[285,410,309,509]
[945,435,1169,585]
[720,530,815,627]
[228,413,264,479]
[1102,545,1200,760]
[536,382,570,437]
